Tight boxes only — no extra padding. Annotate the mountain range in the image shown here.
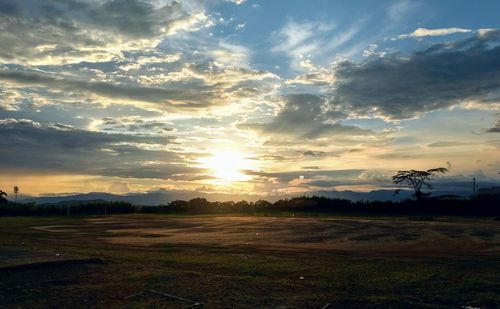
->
[21,188,474,206]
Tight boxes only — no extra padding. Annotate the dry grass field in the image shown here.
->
[1,214,499,308]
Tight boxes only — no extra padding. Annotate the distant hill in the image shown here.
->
[22,189,263,206]
[21,188,473,206]
[312,189,473,201]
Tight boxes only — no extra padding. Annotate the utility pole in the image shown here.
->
[14,186,18,203]
[473,177,476,197]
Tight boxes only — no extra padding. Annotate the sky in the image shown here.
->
[0,0,499,197]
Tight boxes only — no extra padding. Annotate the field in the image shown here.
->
[1,214,499,308]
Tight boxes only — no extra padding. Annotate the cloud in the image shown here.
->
[387,0,420,22]
[247,169,365,184]
[0,70,218,111]
[0,89,23,111]
[397,27,473,39]
[238,94,376,140]
[0,118,209,180]
[225,0,247,4]
[284,59,335,86]
[136,62,278,86]
[246,168,396,191]
[271,19,339,70]
[99,117,174,134]
[486,116,500,133]
[427,141,475,147]
[332,30,500,119]
[302,151,339,157]
[0,1,280,115]
[0,41,278,112]
[235,23,246,30]
[109,181,130,193]
[1,0,498,196]
[119,53,182,71]
[0,71,212,109]
[0,0,212,65]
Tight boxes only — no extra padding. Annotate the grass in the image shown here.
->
[0,214,499,308]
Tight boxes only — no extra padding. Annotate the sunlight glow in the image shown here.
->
[200,150,253,183]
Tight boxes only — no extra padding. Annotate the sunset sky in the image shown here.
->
[1,0,499,197]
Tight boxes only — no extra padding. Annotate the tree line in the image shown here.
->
[0,195,498,217]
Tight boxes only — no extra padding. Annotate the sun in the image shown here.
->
[200,150,253,183]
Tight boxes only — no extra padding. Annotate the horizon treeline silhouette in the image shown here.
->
[1,195,499,217]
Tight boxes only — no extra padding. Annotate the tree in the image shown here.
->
[254,199,272,211]
[0,190,8,204]
[392,167,448,200]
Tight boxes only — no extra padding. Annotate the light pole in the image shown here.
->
[13,186,19,203]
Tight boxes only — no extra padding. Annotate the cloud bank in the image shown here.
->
[332,30,500,119]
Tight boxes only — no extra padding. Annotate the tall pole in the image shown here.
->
[473,177,476,197]
[14,186,18,203]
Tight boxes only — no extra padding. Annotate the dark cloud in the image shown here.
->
[247,154,293,162]
[244,168,397,190]
[0,119,209,179]
[246,169,365,184]
[427,141,474,147]
[0,70,215,110]
[1,0,190,36]
[301,150,340,157]
[348,148,363,152]
[333,30,500,119]
[100,117,173,133]
[238,94,371,139]
[87,0,184,37]
[0,0,205,64]
[301,166,321,170]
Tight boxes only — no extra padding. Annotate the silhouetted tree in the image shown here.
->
[186,198,211,213]
[254,199,272,211]
[392,167,448,200]
[234,200,251,212]
[0,190,8,204]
